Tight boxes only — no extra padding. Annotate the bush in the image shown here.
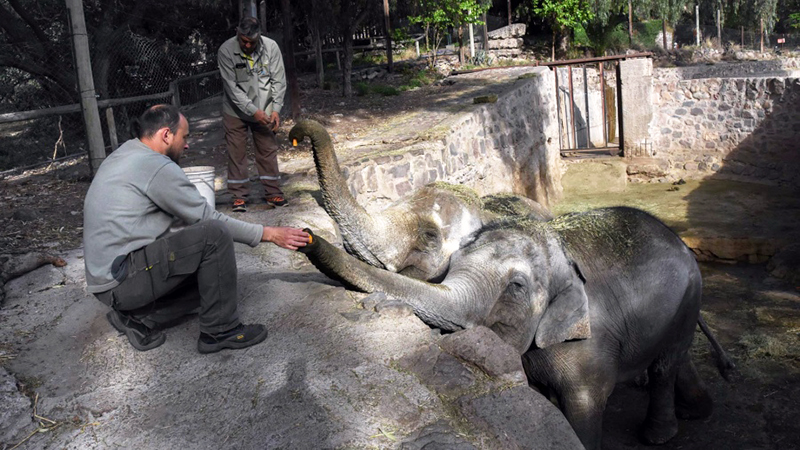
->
[355,81,370,96]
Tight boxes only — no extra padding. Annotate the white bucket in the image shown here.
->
[183,166,216,210]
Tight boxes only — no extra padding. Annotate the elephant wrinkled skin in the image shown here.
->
[289,120,551,282]
[298,206,734,450]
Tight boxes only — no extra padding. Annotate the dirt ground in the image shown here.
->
[2,68,799,449]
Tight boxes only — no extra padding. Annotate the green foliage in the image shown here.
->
[407,0,491,66]
[355,81,370,96]
[790,12,800,29]
[399,67,440,91]
[530,0,595,32]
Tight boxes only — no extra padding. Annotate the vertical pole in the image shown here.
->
[383,0,392,72]
[507,0,512,26]
[259,0,267,33]
[600,62,608,148]
[554,67,563,153]
[716,9,721,44]
[568,65,576,150]
[615,61,624,155]
[583,65,590,148]
[482,12,489,51]
[696,4,700,46]
[105,108,118,152]
[66,0,105,176]
[760,18,764,52]
[415,40,420,57]
[469,19,475,58]
[170,80,181,107]
[741,26,744,47]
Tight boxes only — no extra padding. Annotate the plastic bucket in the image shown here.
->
[183,166,216,210]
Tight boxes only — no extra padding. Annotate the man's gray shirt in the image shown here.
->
[83,139,262,293]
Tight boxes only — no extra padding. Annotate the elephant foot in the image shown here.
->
[638,417,678,445]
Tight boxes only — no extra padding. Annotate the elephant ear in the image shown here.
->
[534,261,591,349]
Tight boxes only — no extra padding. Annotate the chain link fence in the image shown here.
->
[0,27,221,175]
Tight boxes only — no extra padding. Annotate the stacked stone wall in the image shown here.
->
[651,69,800,187]
[338,68,562,208]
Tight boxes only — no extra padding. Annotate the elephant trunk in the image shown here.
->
[299,230,486,332]
[290,120,391,268]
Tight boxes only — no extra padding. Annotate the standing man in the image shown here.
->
[218,16,288,213]
[83,104,309,353]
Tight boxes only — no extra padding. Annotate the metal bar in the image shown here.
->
[568,65,577,150]
[554,67,563,151]
[615,61,624,155]
[600,62,608,148]
[540,52,653,67]
[583,64,590,149]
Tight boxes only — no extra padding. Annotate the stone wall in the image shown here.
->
[338,68,562,208]
[651,71,800,186]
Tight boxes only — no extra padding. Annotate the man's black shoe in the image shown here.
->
[106,310,166,351]
[197,323,268,354]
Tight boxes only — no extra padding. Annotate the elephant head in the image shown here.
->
[289,120,552,282]
[298,216,590,354]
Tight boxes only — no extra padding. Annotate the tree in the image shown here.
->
[408,0,490,65]
[337,0,376,98]
[528,0,595,60]
[647,0,689,50]
[280,0,300,119]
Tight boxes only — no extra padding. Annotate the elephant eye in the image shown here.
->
[506,273,528,294]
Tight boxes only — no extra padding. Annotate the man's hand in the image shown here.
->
[253,109,270,126]
[262,226,310,250]
[268,111,280,132]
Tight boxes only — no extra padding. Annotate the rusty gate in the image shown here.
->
[541,53,651,157]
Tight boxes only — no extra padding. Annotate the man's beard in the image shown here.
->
[167,146,182,164]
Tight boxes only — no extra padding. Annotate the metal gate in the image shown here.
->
[541,53,651,157]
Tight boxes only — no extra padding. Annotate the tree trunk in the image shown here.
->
[383,0,392,73]
[280,0,300,119]
[662,19,668,51]
[342,31,354,97]
[311,23,324,88]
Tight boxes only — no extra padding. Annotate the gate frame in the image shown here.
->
[540,52,652,157]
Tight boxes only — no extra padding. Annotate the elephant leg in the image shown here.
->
[556,381,615,450]
[639,358,679,445]
[675,358,713,419]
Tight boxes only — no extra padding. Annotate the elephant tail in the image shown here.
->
[698,315,738,382]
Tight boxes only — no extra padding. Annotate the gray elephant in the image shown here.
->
[297,207,734,450]
[289,120,551,281]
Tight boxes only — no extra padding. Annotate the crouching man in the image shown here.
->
[83,104,309,353]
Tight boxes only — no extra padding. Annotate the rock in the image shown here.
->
[439,326,526,384]
[767,243,800,285]
[458,386,584,449]
[396,344,476,395]
[400,421,478,450]
[0,367,33,445]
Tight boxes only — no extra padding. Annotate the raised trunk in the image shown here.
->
[299,231,479,332]
[289,121,390,268]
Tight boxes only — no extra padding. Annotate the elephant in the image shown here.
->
[297,206,735,450]
[288,119,552,282]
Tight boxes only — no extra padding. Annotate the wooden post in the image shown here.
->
[415,40,419,57]
[170,81,181,107]
[716,9,721,45]
[741,26,744,47]
[507,0,512,26]
[760,19,764,52]
[66,0,105,176]
[105,108,118,152]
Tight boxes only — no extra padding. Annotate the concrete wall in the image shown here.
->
[339,67,562,208]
